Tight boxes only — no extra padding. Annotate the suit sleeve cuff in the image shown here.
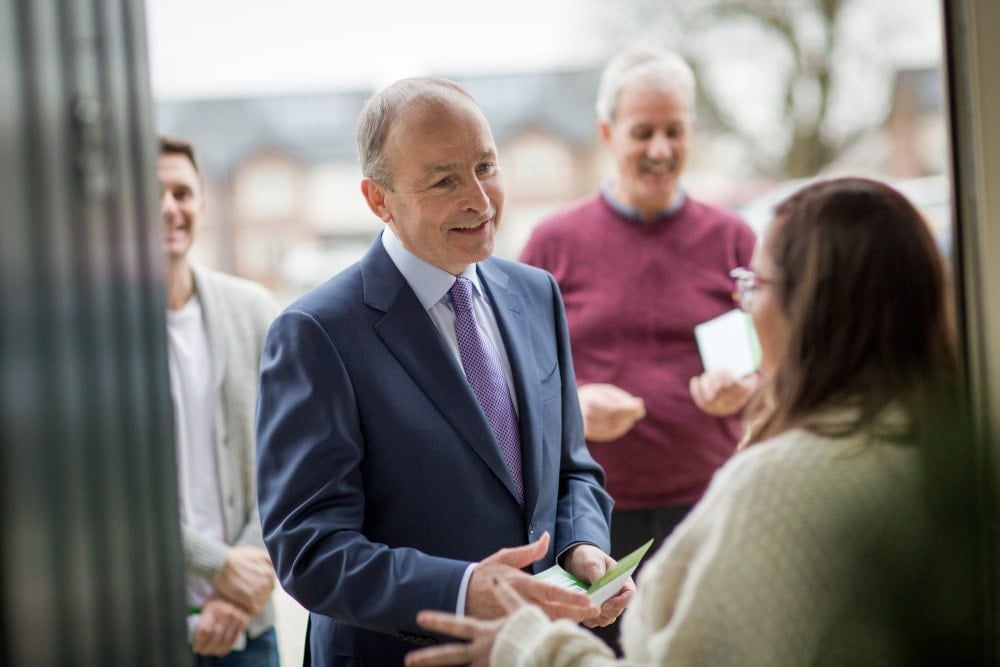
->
[556,541,600,568]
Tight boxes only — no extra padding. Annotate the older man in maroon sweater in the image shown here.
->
[519,46,759,653]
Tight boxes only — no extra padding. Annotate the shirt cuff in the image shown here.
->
[456,562,477,616]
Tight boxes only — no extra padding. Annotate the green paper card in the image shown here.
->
[535,538,654,606]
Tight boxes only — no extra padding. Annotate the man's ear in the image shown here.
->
[597,119,613,148]
[361,177,392,222]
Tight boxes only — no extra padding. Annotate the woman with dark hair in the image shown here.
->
[740,176,956,450]
[404,177,964,667]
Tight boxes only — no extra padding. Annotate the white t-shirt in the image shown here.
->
[166,295,223,608]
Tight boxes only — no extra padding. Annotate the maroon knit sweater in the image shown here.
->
[520,193,757,508]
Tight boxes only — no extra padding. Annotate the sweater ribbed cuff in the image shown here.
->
[491,606,615,667]
[492,606,552,667]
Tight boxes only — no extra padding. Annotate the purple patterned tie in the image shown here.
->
[450,276,524,502]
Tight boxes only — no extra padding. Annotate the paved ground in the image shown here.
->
[274,585,308,665]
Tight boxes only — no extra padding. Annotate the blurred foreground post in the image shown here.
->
[0,0,188,664]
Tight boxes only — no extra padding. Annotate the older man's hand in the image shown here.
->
[578,383,646,442]
[689,369,761,417]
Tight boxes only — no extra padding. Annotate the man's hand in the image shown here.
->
[562,543,635,628]
[212,545,275,616]
[466,532,599,622]
[689,369,761,417]
[192,596,249,656]
[578,383,646,442]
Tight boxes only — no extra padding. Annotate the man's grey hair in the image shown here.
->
[595,46,696,124]
[356,76,478,188]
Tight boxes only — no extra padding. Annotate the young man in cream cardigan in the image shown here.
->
[159,135,281,665]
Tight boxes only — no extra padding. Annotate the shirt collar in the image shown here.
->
[380,226,484,310]
[600,179,687,223]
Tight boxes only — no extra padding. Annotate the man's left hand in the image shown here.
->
[562,543,634,628]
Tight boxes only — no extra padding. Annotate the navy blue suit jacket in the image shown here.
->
[256,240,612,665]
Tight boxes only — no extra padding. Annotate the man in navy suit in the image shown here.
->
[256,76,631,665]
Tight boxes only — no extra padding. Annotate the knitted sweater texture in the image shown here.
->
[520,194,756,507]
[492,426,929,666]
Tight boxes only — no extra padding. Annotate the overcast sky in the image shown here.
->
[144,0,604,100]
[145,0,943,101]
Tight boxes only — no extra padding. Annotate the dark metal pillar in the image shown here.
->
[0,0,188,664]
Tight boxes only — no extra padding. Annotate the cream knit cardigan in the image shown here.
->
[180,263,280,638]
[492,426,929,666]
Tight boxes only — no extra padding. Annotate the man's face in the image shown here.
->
[599,84,692,218]
[157,153,205,263]
[362,94,505,276]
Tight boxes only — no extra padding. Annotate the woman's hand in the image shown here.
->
[405,577,531,667]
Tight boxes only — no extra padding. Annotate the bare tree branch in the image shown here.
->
[595,0,902,179]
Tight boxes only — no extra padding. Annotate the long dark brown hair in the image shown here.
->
[743,177,957,447]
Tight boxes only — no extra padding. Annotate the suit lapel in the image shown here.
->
[360,244,518,501]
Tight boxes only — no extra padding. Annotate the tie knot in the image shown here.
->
[450,276,475,313]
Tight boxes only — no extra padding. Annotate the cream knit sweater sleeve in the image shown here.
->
[491,429,924,667]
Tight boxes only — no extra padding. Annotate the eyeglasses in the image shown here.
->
[730,267,775,312]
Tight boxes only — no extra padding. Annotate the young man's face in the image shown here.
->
[362,93,505,276]
[600,84,692,219]
[157,152,205,263]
